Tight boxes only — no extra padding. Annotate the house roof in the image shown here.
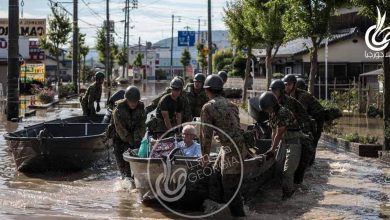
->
[360,68,383,77]
[253,27,359,58]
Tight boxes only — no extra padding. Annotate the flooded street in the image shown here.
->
[0,82,389,219]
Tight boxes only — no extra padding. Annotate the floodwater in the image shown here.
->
[0,82,390,219]
[334,113,384,144]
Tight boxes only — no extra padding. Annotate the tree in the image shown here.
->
[39,6,72,87]
[224,0,262,102]
[196,43,208,73]
[246,0,285,89]
[351,1,390,150]
[283,0,344,94]
[133,53,144,67]
[67,30,89,85]
[95,25,118,77]
[231,53,247,78]
[180,48,191,76]
[213,49,234,73]
[117,47,128,78]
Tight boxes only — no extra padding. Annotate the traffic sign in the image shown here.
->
[178,31,196,47]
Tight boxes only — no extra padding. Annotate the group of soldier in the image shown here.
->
[79,71,323,217]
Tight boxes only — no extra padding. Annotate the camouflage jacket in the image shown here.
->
[269,106,301,140]
[112,99,146,147]
[185,83,209,118]
[279,94,312,131]
[292,89,324,122]
[81,82,102,115]
[200,96,247,174]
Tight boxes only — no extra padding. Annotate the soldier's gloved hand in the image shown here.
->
[96,103,101,112]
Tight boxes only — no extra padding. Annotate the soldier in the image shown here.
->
[111,86,146,184]
[152,78,183,132]
[80,72,105,116]
[185,73,209,118]
[269,80,314,184]
[102,89,125,123]
[283,74,324,165]
[218,70,228,85]
[259,92,302,200]
[145,77,192,123]
[200,74,247,217]
[296,78,307,91]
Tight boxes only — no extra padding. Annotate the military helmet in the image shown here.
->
[125,86,141,101]
[269,79,285,91]
[218,71,228,83]
[194,73,206,83]
[282,74,297,84]
[95,71,105,80]
[296,78,307,90]
[170,77,184,89]
[203,74,224,90]
[259,91,278,111]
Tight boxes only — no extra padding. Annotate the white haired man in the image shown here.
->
[178,125,201,157]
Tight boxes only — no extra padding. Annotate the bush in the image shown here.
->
[367,104,383,118]
[37,88,55,104]
[331,88,358,112]
[342,132,379,144]
[272,72,284,79]
[320,100,343,133]
[58,84,75,99]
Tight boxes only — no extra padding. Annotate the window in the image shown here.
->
[285,67,292,75]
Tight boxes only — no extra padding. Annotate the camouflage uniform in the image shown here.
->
[291,88,324,164]
[279,94,314,184]
[111,99,146,178]
[201,95,247,216]
[185,83,209,118]
[81,82,102,116]
[269,106,302,195]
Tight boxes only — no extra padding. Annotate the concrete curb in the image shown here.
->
[322,133,382,158]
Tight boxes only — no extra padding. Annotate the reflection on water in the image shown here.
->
[1,82,390,218]
[334,113,384,144]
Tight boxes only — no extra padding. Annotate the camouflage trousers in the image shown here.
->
[113,138,139,179]
[276,138,302,193]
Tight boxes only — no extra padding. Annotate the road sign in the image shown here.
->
[178,31,196,47]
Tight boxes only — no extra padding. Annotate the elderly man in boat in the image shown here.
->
[177,124,201,157]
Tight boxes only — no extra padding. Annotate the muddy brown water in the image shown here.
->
[0,83,390,219]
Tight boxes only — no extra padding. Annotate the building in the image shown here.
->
[253,7,379,98]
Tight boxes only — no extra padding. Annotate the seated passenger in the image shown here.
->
[177,125,201,157]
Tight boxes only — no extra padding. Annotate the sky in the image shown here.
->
[0,0,228,47]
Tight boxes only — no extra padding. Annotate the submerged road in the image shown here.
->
[0,84,389,219]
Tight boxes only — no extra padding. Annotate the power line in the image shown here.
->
[80,0,105,21]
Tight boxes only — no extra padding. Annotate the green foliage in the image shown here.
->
[180,48,191,69]
[81,65,95,82]
[367,104,383,118]
[133,53,144,67]
[231,54,247,79]
[196,43,207,73]
[331,88,358,112]
[320,99,343,133]
[342,132,379,145]
[117,47,128,66]
[58,84,75,99]
[213,49,234,73]
[95,25,119,69]
[39,6,72,86]
[272,72,284,79]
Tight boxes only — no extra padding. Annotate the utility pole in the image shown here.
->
[122,0,128,78]
[106,0,111,101]
[7,0,19,121]
[207,0,212,76]
[170,14,174,79]
[72,0,79,93]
